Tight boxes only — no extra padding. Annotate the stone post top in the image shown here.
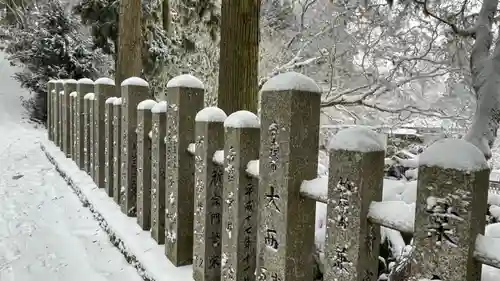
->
[106,97,117,104]
[328,126,385,153]
[95,77,116,86]
[77,78,94,84]
[224,110,260,128]
[261,71,321,93]
[195,106,227,123]
[137,99,157,110]
[48,79,57,83]
[113,97,123,105]
[151,100,167,113]
[83,93,95,100]
[59,91,65,95]
[121,77,148,87]
[63,79,77,84]
[166,74,204,89]
[419,138,488,171]
[69,91,78,97]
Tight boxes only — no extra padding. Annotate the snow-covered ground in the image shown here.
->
[0,51,143,281]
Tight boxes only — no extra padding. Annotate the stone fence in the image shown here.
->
[46,72,500,281]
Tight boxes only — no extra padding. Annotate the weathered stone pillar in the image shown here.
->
[105,97,117,197]
[63,79,77,157]
[113,98,123,204]
[410,139,489,281]
[324,127,385,281]
[55,80,64,148]
[90,97,96,180]
[151,101,167,244]
[193,106,227,281]
[221,111,260,281]
[69,91,77,160]
[136,99,157,230]
[164,74,205,266]
[76,79,95,169]
[94,78,116,189]
[120,77,151,216]
[256,72,320,281]
[47,80,56,141]
[83,93,95,175]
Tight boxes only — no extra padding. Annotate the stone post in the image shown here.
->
[410,139,489,281]
[83,93,95,175]
[105,97,117,197]
[55,80,64,147]
[193,106,227,281]
[113,98,123,204]
[324,127,385,281]
[136,99,156,230]
[94,78,116,189]
[76,79,95,169]
[151,101,167,244]
[221,111,260,281]
[63,79,77,157]
[47,80,56,141]
[69,91,77,160]
[256,72,320,281]
[90,97,96,180]
[164,74,205,266]
[120,77,151,216]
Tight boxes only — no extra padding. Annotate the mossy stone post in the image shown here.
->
[136,99,157,230]
[63,79,77,157]
[324,127,385,281]
[256,72,320,281]
[164,74,205,266]
[105,97,117,197]
[113,98,123,204]
[47,80,56,141]
[193,106,227,281]
[151,101,167,244]
[410,139,489,281]
[69,91,77,160]
[76,79,95,169]
[55,80,64,147]
[94,78,116,189]
[120,77,151,216]
[221,111,260,281]
[83,93,95,175]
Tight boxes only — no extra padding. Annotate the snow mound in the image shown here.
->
[261,72,321,93]
[195,107,227,122]
[121,77,148,87]
[95,77,116,86]
[83,93,95,100]
[77,78,94,84]
[137,99,157,110]
[419,138,488,171]
[166,74,204,89]
[328,126,385,152]
[224,110,260,128]
[69,91,77,97]
[106,97,117,104]
[63,79,77,84]
[151,101,167,113]
[113,98,123,105]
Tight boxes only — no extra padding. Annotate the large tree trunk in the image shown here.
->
[217,0,260,115]
[116,0,143,92]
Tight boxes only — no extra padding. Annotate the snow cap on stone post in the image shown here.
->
[221,110,260,281]
[164,74,205,266]
[256,72,321,281]
[411,138,489,280]
[193,106,227,281]
[324,126,384,281]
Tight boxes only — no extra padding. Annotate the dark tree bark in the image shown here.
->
[217,0,260,115]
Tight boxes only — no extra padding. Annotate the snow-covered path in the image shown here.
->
[0,52,143,281]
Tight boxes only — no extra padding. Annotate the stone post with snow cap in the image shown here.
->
[69,91,77,160]
[63,79,77,157]
[94,78,116,189]
[113,97,123,204]
[324,127,385,281]
[193,106,227,281]
[105,97,117,197]
[151,100,167,244]
[120,77,151,216]
[136,99,157,230]
[47,80,56,141]
[410,139,489,281]
[221,110,260,281]
[55,80,64,147]
[83,93,95,174]
[90,96,96,180]
[256,72,320,281]
[164,74,205,266]
[76,79,94,169]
